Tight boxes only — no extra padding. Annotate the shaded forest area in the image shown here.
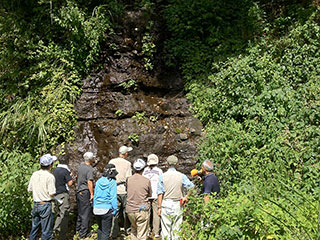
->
[0,0,319,239]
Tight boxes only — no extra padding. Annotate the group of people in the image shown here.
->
[27,145,220,240]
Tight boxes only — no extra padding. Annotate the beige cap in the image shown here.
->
[119,145,133,155]
[166,155,178,165]
[147,154,159,165]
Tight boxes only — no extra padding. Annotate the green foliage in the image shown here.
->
[0,0,122,237]
[132,111,147,125]
[0,150,37,237]
[141,31,156,71]
[163,1,320,239]
[115,109,124,118]
[181,184,319,240]
[149,115,158,122]
[128,133,139,144]
[119,79,138,91]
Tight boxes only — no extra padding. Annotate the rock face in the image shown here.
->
[66,8,203,189]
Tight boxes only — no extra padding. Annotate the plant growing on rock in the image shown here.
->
[119,79,138,91]
[128,133,139,144]
[132,111,146,125]
[115,109,124,118]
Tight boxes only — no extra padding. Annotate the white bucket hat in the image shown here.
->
[147,154,159,165]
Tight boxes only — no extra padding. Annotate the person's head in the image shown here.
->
[119,145,133,159]
[102,164,118,179]
[147,154,159,168]
[166,155,178,168]
[83,152,95,165]
[133,158,146,174]
[40,154,57,170]
[201,160,213,173]
[58,154,69,165]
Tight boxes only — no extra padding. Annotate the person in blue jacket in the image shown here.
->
[93,164,118,240]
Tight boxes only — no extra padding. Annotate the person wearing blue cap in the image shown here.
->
[28,154,57,240]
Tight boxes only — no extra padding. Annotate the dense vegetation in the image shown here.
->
[163,0,320,239]
[0,0,122,237]
[0,0,319,239]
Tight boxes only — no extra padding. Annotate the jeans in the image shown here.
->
[29,202,53,240]
[76,190,92,238]
[96,210,113,240]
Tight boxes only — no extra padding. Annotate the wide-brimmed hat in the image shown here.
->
[103,164,118,178]
[147,154,159,165]
[133,159,146,171]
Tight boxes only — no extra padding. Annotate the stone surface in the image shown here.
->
[65,8,203,207]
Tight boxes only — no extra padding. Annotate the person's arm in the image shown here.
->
[157,174,164,216]
[157,194,163,216]
[88,180,94,201]
[48,175,56,198]
[27,175,33,192]
[67,179,73,187]
[181,174,194,204]
[66,170,73,187]
[147,180,152,198]
[111,180,118,215]
[204,195,210,204]
[127,163,132,178]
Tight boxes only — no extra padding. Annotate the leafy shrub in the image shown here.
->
[181,183,319,240]
[0,150,37,237]
[0,0,122,237]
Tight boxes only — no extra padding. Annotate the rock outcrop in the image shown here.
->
[66,8,203,188]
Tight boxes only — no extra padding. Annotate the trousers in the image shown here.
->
[160,199,182,240]
[127,211,149,240]
[29,202,53,240]
[53,192,70,240]
[76,190,92,238]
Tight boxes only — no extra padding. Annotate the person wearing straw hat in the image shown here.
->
[28,154,57,240]
[126,159,152,240]
[142,154,163,239]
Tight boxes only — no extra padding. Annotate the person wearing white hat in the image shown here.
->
[28,154,57,240]
[142,154,163,239]
[109,145,133,238]
[76,151,95,239]
[126,159,152,240]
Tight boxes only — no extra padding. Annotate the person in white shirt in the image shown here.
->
[142,154,163,239]
[28,154,57,240]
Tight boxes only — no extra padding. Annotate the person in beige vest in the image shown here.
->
[157,155,194,240]
[109,145,133,238]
